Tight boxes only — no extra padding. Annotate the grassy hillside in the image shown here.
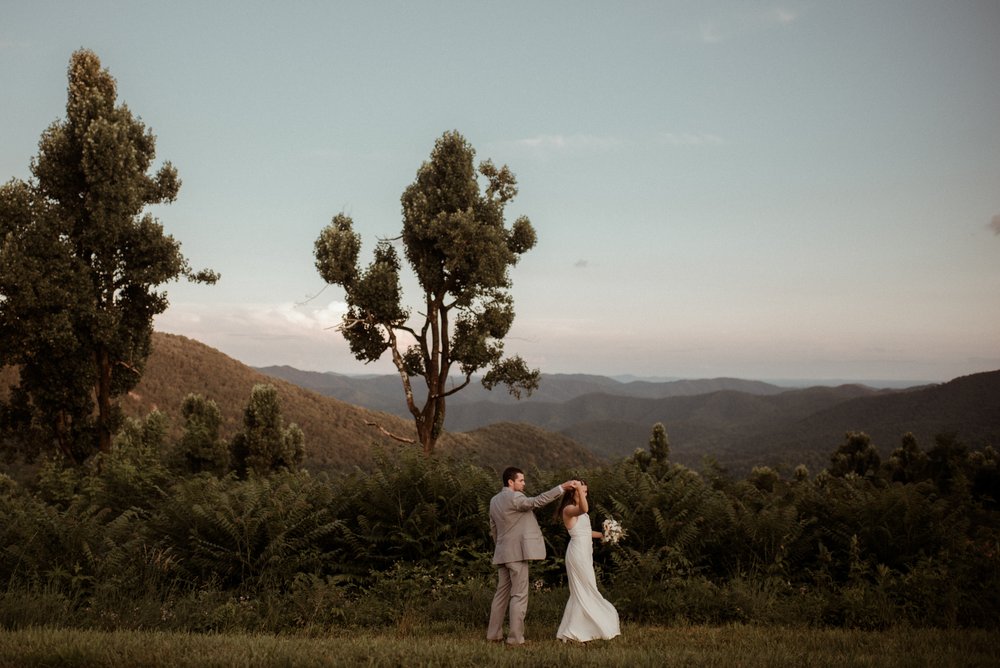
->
[123,333,417,471]
[459,422,604,474]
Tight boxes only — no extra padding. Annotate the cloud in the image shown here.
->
[157,300,348,344]
[512,134,623,151]
[154,300,414,372]
[990,214,1000,236]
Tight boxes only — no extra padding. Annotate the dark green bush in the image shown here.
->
[1,424,998,632]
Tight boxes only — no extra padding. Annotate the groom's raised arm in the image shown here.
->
[512,480,576,511]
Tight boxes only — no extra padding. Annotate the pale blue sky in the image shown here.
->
[3,1,999,383]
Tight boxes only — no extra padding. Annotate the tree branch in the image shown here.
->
[442,373,473,398]
[387,329,421,421]
[116,360,142,376]
[364,420,416,444]
[393,323,418,339]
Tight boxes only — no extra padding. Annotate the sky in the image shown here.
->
[2,1,999,385]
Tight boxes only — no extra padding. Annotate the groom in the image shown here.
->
[487,466,578,645]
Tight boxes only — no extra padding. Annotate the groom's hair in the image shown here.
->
[502,467,523,488]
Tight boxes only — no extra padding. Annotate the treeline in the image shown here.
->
[1,414,997,633]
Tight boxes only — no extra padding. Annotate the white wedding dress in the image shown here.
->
[556,513,621,642]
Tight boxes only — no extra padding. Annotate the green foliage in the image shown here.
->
[175,394,228,475]
[148,472,338,591]
[314,130,539,454]
[1,418,998,631]
[0,49,217,463]
[885,432,928,483]
[229,384,304,477]
[354,562,495,628]
[728,475,817,579]
[829,432,881,479]
[627,422,672,476]
[89,410,174,515]
[579,458,738,588]
[328,448,496,578]
[649,422,670,463]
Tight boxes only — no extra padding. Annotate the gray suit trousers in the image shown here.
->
[486,560,529,644]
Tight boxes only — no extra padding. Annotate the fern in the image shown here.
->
[146,471,341,590]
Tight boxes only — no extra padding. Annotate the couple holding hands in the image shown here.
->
[487,467,620,646]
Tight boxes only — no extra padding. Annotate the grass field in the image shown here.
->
[1,624,997,667]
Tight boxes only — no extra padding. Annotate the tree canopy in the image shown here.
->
[314,130,539,455]
[229,384,305,477]
[0,49,217,464]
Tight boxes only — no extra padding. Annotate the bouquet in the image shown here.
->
[602,518,626,545]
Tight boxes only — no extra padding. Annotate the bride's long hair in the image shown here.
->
[554,480,586,520]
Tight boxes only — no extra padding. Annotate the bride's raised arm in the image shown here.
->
[557,482,584,528]
[562,485,588,520]
[574,486,588,515]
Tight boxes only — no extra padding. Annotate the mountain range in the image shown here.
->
[257,363,1000,475]
[3,333,997,477]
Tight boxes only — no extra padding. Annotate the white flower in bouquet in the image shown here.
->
[602,518,626,545]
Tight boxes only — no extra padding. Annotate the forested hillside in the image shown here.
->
[719,370,1000,472]
[124,333,602,473]
[6,334,996,477]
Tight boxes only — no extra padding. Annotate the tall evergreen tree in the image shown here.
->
[314,130,538,455]
[649,422,670,463]
[177,393,229,475]
[0,49,217,463]
[885,432,928,484]
[829,431,881,479]
[229,384,305,477]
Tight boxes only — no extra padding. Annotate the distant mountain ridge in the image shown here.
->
[258,365,1000,475]
[6,335,995,477]
[719,371,1000,472]
[254,366,788,409]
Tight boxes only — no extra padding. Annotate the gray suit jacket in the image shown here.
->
[489,485,564,565]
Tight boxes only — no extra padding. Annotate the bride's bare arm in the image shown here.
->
[562,485,588,528]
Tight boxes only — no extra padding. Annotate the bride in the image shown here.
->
[555,480,621,643]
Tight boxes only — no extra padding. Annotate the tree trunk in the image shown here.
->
[54,410,80,465]
[417,399,441,456]
[95,346,113,454]
[418,422,434,456]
